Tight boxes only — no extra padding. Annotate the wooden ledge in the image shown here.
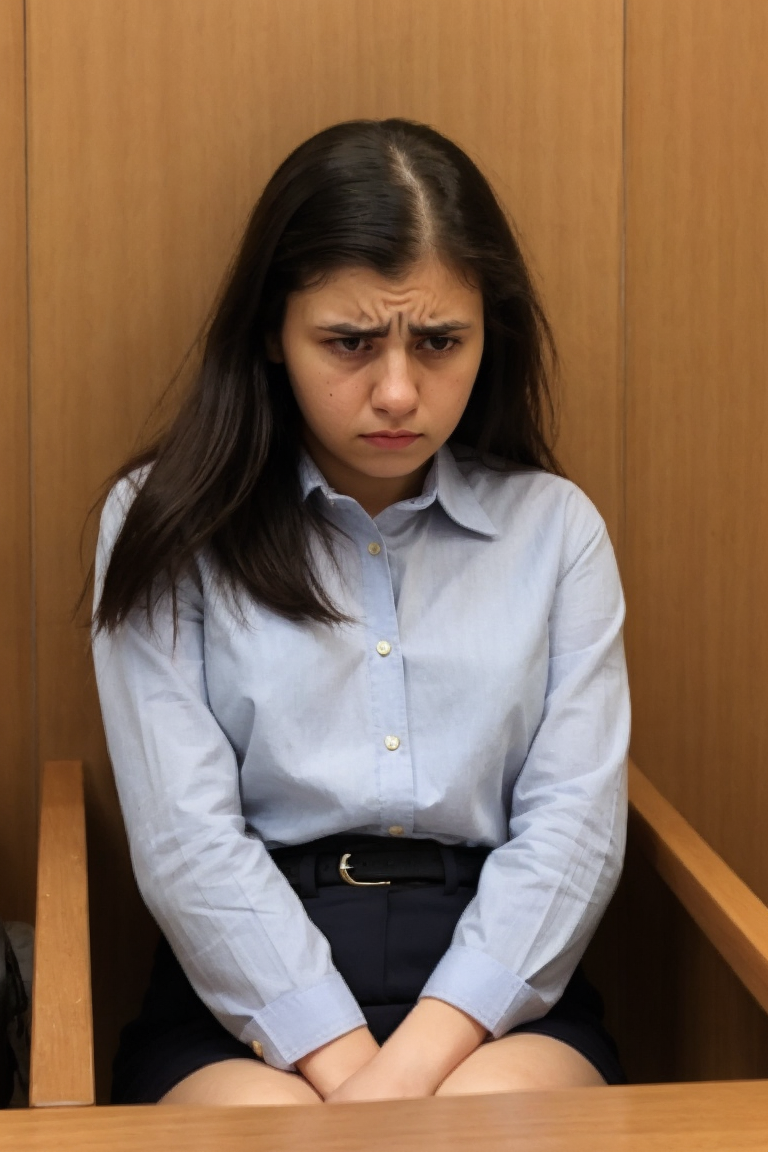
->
[4,1080,768,1151]
[29,760,94,1107]
[629,759,768,1015]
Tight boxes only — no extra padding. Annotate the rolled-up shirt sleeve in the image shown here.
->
[420,513,629,1036]
[92,479,366,1070]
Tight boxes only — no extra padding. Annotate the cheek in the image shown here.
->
[287,357,364,430]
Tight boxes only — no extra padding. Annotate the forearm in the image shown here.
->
[376,998,488,1093]
[325,998,487,1102]
[296,1026,380,1097]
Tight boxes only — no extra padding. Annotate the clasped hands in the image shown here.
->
[296,997,488,1103]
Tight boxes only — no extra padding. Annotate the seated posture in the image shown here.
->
[91,119,630,1106]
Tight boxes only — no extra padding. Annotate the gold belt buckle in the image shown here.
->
[338,852,390,887]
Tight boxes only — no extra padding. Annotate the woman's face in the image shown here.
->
[269,257,484,516]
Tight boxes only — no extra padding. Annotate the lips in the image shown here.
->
[361,432,422,450]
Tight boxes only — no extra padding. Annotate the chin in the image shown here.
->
[354,455,431,477]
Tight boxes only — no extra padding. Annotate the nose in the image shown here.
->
[370,348,419,417]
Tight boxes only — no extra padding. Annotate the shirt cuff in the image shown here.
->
[241,972,367,1070]
[419,945,550,1037]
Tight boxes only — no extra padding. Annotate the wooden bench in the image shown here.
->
[27,757,768,1107]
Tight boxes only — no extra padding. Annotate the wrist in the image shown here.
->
[295,1026,379,1098]
[376,998,488,1093]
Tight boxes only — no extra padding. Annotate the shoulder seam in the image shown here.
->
[557,522,603,585]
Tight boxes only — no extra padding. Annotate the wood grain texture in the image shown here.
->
[0,0,34,920]
[622,0,768,1079]
[29,761,94,1107]
[586,835,768,1084]
[625,0,768,898]
[25,0,623,1098]
[628,760,768,1014]
[3,1081,768,1151]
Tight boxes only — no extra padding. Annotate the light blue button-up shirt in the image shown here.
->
[92,443,629,1071]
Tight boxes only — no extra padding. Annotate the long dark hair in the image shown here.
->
[91,118,562,633]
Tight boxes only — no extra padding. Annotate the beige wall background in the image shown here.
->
[1,0,767,1096]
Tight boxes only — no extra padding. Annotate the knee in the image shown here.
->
[436,1035,606,1097]
[160,1059,323,1106]
[437,1065,577,1095]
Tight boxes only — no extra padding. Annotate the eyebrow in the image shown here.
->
[315,320,473,337]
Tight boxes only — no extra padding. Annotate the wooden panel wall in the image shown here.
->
[25,0,623,1098]
[0,0,34,922]
[618,0,768,1079]
[10,0,767,1099]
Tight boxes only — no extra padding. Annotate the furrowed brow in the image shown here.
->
[316,322,391,337]
[408,321,473,336]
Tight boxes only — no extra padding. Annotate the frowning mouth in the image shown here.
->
[360,431,423,450]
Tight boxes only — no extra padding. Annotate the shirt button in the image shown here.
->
[384,735,400,751]
[251,1041,264,1059]
[376,640,392,656]
[388,825,405,837]
[367,542,382,555]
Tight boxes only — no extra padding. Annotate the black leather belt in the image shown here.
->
[270,834,490,891]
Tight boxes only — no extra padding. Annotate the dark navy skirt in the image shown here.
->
[112,874,624,1102]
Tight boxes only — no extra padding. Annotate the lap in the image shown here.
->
[162,1031,604,1105]
[114,885,623,1103]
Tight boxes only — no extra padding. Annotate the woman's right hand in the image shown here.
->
[296,1026,380,1099]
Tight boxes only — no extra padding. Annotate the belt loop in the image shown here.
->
[299,853,318,898]
[439,845,459,896]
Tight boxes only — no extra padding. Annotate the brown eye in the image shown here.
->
[328,337,370,355]
[422,336,457,353]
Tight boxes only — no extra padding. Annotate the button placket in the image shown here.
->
[359,530,414,836]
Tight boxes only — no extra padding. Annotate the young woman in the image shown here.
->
[91,118,630,1107]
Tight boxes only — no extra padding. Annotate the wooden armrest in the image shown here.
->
[628,758,768,1015]
[29,760,94,1107]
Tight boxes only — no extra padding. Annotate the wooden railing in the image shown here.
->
[29,760,94,1106]
[627,759,768,1015]
[26,757,768,1106]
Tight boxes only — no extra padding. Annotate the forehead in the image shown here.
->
[288,258,482,320]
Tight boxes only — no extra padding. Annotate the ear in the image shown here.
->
[265,332,284,363]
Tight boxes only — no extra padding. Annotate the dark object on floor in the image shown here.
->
[1,920,28,1109]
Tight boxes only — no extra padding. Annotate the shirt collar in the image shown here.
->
[432,444,499,537]
[299,451,336,501]
[299,443,498,539]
